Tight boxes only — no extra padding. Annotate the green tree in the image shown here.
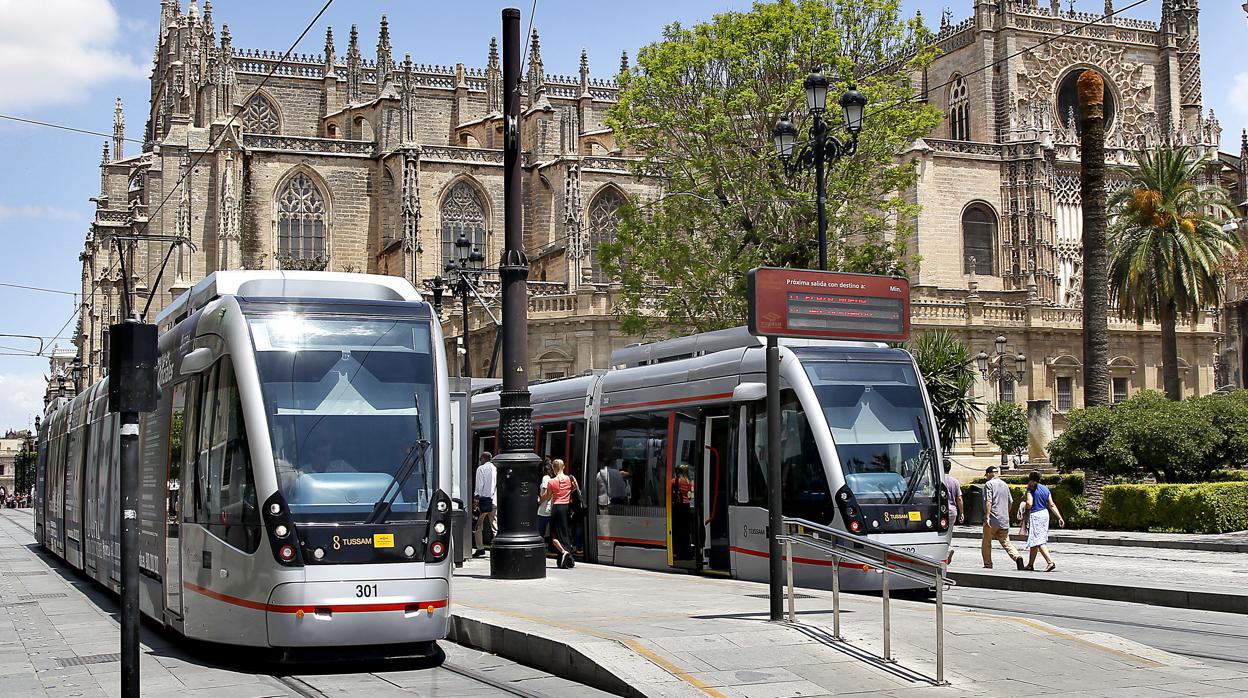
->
[908,330,982,453]
[14,449,36,495]
[1108,147,1238,400]
[603,0,939,333]
[986,401,1028,459]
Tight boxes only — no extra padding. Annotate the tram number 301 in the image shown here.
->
[355,584,378,598]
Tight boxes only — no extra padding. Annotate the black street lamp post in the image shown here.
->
[976,334,1027,468]
[773,68,867,271]
[439,231,486,378]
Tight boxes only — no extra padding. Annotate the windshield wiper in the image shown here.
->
[899,416,936,505]
[364,393,430,525]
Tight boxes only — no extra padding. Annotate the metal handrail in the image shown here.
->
[777,516,953,686]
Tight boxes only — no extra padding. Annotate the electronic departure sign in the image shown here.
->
[747,267,910,342]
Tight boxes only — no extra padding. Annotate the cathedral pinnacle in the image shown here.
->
[101,141,109,166]
[527,29,549,109]
[487,37,502,114]
[619,51,629,77]
[113,97,124,161]
[346,24,362,102]
[489,36,499,68]
[377,14,395,85]
[220,23,231,52]
[579,49,590,96]
[324,27,336,76]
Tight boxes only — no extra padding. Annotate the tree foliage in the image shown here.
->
[1107,147,1238,400]
[908,330,982,453]
[604,0,940,333]
[986,401,1028,457]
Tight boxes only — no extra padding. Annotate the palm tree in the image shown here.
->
[908,330,984,453]
[1108,147,1239,400]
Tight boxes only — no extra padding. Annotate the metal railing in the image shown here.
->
[777,517,953,685]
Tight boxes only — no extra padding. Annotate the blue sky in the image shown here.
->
[0,0,1244,429]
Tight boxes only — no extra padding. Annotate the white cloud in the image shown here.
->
[0,373,48,431]
[0,0,147,112]
[1230,73,1248,116]
[0,203,85,221]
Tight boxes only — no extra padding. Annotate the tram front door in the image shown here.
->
[701,411,731,573]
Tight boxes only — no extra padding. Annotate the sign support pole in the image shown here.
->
[766,336,784,622]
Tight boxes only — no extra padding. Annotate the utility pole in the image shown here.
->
[1078,70,1110,406]
[490,7,545,580]
[108,318,157,698]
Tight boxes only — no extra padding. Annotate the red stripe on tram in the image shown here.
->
[183,581,449,614]
[729,545,873,570]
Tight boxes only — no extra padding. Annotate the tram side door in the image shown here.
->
[701,411,732,573]
[165,380,194,620]
[667,412,699,572]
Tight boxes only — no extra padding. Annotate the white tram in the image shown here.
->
[470,327,951,590]
[36,271,454,652]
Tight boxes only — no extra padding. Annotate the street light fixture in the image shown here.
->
[976,334,1027,468]
[435,234,487,378]
[773,67,868,271]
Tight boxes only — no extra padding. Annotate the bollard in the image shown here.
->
[882,570,891,662]
[936,573,946,684]
[832,560,841,639]
[785,539,795,622]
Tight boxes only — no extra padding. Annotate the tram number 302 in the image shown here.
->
[355,584,378,598]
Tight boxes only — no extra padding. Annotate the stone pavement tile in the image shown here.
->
[168,666,276,689]
[688,667,806,687]
[647,633,742,654]
[1154,681,1246,696]
[784,661,919,694]
[687,644,831,671]
[717,679,831,698]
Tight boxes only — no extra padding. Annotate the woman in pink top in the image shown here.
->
[541,458,576,568]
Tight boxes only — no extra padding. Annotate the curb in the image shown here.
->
[948,570,1248,615]
[952,529,1248,553]
[447,613,641,698]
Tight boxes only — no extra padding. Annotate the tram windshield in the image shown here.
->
[249,313,437,523]
[803,360,939,505]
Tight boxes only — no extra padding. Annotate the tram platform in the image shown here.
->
[451,556,1248,697]
[947,533,1248,614]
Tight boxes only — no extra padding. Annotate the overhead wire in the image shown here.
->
[0,282,78,296]
[0,113,145,145]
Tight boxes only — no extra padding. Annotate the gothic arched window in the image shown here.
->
[1057,68,1116,134]
[588,188,626,283]
[276,173,327,261]
[962,203,996,276]
[949,75,970,141]
[242,92,280,134]
[441,181,486,265]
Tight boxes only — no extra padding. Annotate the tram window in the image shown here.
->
[168,383,191,519]
[195,364,219,524]
[596,413,667,513]
[748,392,836,524]
[205,358,260,552]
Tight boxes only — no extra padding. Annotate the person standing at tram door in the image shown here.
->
[536,459,554,550]
[472,452,497,558]
[1021,471,1065,572]
[941,459,964,561]
[672,463,696,560]
[544,459,576,568]
[981,466,1024,570]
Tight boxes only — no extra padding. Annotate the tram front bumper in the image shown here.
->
[266,578,450,647]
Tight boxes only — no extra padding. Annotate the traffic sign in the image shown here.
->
[746,267,909,341]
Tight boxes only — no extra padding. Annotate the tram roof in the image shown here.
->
[156,271,423,328]
[609,326,888,368]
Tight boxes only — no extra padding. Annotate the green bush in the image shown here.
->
[1048,405,1135,476]
[1099,482,1248,534]
[1208,470,1248,482]
[986,401,1028,456]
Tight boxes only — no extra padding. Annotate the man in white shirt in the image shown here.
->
[472,452,497,558]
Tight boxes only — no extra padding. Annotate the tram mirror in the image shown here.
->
[732,382,767,402]
[181,348,214,375]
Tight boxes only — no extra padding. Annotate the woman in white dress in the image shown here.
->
[1021,471,1065,572]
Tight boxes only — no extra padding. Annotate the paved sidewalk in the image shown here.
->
[953,525,1248,553]
[949,534,1248,613]
[452,555,1248,697]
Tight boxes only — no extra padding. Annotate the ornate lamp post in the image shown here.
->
[976,335,1027,468]
[441,230,486,378]
[773,68,867,271]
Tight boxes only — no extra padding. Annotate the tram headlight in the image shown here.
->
[939,516,949,530]
[404,545,416,558]
[274,524,288,538]
[269,503,282,516]
[436,500,448,513]
[839,491,849,502]
[433,521,446,535]
[313,547,325,560]
[849,520,862,533]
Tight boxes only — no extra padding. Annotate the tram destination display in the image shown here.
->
[747,267,909,342]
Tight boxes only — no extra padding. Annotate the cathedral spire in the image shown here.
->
[619,51,629,79]
[324,26,336,76]
[203,0,214,35]
[579,48,590,97]
[346,24,362,103]
[527,29,549,109]
[101,141,110,166]
[487,37,502,114]
[376,14,394,86]
[112,97,124,161]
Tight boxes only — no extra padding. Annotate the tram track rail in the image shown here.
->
[274,658,552,698]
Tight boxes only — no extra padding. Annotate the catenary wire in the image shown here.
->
[0,282,79,297]
[0,113,145,145]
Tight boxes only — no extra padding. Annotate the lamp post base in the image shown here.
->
[489,450,547,580]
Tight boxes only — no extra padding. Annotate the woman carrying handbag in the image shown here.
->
[543,459,577,569]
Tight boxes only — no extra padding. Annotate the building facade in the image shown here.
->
[73,0,1238,462]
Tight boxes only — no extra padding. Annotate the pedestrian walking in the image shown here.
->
[941,459,964,561]
[1021,471,1065,572]
[543,458,576,568]
[472,452,497,558]
[537,458,554,546]
[981,466,1024,570]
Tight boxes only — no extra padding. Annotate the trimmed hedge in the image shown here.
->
[1099,482,1248,534]
[1208,470,1248,483]
[970,473,1085,496]
[961,480,1095,527]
